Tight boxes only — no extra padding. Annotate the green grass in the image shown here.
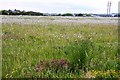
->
[2,21,119,78]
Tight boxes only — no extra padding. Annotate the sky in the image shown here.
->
[0,0,119,14]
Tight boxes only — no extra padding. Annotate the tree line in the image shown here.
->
[0,9,119,17]
[0,9,43,16]
[0,9,91,17]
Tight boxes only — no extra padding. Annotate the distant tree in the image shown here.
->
[35,12,43,16]
[14,9,17,12]
[62,13,73,16]
[114,14,120,17]
[78,13,83,16]
[21,10,27,15]
[57,13,61,16]
[85,14,91,17]
[0,10,2,15]
[75,13,83,16]
[1,9,43,16]
[1,10,8,15]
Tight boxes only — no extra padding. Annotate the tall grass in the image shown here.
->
[64,39,93,72]
[2,18,119,78]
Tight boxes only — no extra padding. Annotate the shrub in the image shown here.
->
[64,39,93,72]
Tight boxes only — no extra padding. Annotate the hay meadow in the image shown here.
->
[2,16,120,78]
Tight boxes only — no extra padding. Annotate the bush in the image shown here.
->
[64,39,93,72]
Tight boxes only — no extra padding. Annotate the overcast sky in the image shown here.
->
[0,0,119,14]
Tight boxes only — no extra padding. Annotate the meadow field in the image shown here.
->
[2,16,120,78]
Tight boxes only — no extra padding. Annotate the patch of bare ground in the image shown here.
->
[35,59,70,72]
